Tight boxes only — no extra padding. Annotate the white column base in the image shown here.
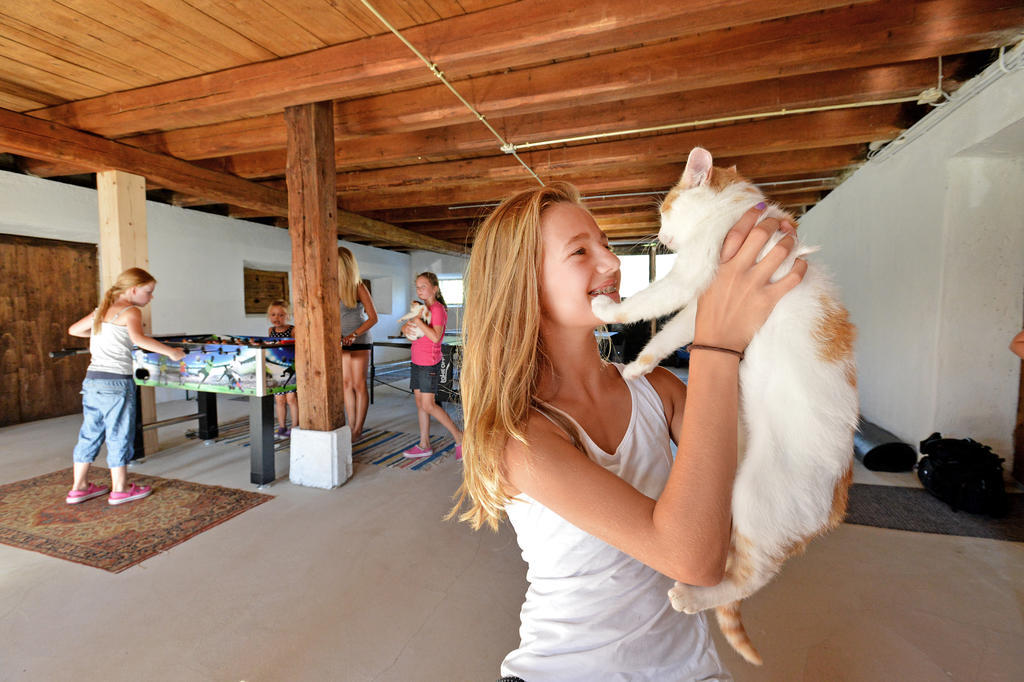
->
[288,425,352,489]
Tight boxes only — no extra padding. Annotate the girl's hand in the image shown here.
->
[168,348,186,362]
[343,334,355,346]
[694,207,807,352]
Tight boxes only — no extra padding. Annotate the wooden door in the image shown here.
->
[0,234,97,425]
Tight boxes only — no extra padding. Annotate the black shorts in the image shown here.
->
[343,343,372,352]
[410,361,440,394]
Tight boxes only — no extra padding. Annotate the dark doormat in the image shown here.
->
[0,468,273,572]
[844,483,1023,542]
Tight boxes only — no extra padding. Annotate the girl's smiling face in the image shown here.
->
[415,276,438,303]
[539,202,620,328]
[268,306,288,328]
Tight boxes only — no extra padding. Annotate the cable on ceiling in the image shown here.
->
[359,0,544,186]
[503,98,921,152]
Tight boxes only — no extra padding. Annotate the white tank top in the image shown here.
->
[87,307,137,375]
[501,365,730,681]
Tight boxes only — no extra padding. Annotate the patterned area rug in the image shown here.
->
[352,429,456,471]
[0,468,273,572]
[844,483,1023,542]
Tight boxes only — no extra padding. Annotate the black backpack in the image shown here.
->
[917,433,1009,518]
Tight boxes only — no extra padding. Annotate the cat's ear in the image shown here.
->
[681,147,714,188]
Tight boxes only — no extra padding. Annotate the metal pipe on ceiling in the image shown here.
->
[504,97,921,153]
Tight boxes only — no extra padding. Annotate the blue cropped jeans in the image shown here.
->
[72,377,136,468]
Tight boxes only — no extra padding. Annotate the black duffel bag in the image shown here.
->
[917,432,1009,517]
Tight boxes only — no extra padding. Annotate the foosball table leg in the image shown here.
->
[250,394,276,486]
[197,391,219,441]
[131,383,146,463]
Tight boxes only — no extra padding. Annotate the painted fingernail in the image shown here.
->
[755,202,766,211]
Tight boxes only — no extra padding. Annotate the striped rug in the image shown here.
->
[352,429,456,471]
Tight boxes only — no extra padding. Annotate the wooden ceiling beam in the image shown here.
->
[336,146,865,213]
[0,107,466,255]
[25,0,869,137]
[327,107,903,194]
[0,107,287,214]
[18,0,1017,177]
[192,146,857,221]
[771,191,826,207]
[19,58,952,179]
[327,1,1017,137]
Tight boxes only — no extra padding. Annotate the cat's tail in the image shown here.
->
[715,601,763,666]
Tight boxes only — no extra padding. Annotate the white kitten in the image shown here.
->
[398,300,431,341]
[592,147,858,665]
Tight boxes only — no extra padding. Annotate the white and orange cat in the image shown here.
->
[398,300,431,341]
[592,147,858,665]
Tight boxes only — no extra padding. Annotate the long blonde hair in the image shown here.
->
[338,246,361,308]
[93,267,155,335]
[451,182,586,531]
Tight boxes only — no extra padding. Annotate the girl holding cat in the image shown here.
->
[452,183,804,680]
[401,272,463,459]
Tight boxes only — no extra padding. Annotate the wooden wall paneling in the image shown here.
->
[0,236,22,424]
[0,234,96,426]
[96,170,158,452]
[285,100,345,432]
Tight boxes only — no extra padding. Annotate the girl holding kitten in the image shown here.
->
[452,183,804,680]
[267,300,298,437]
[401,272,463,459]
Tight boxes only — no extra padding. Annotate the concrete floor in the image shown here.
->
[1,383,1022,681]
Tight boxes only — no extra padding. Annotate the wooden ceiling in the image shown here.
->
[1,1,1022,255]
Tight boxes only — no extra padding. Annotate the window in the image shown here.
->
[438,277,464,306]
[615,251,677,298]
[617,254,651,298]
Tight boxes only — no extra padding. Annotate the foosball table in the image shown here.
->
[132,334,297,485]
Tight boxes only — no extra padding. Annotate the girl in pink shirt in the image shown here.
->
[401,272,463,459]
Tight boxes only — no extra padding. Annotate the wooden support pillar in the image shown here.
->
[284,101,345,432]
[96,170,158,454]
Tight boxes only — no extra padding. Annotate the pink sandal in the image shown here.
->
[65,483,110,504]
[108,483,152,506]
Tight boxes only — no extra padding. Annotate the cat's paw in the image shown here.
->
[668,583,705,615]
[590,295,621,323]
[623,355,657,380]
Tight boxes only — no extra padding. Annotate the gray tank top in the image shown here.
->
[340,299,371,344]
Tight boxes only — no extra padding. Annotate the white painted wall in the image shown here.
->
[799,62,1024,465]
[0,171,469,399]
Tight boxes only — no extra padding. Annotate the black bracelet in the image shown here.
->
[685,343,744,361]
